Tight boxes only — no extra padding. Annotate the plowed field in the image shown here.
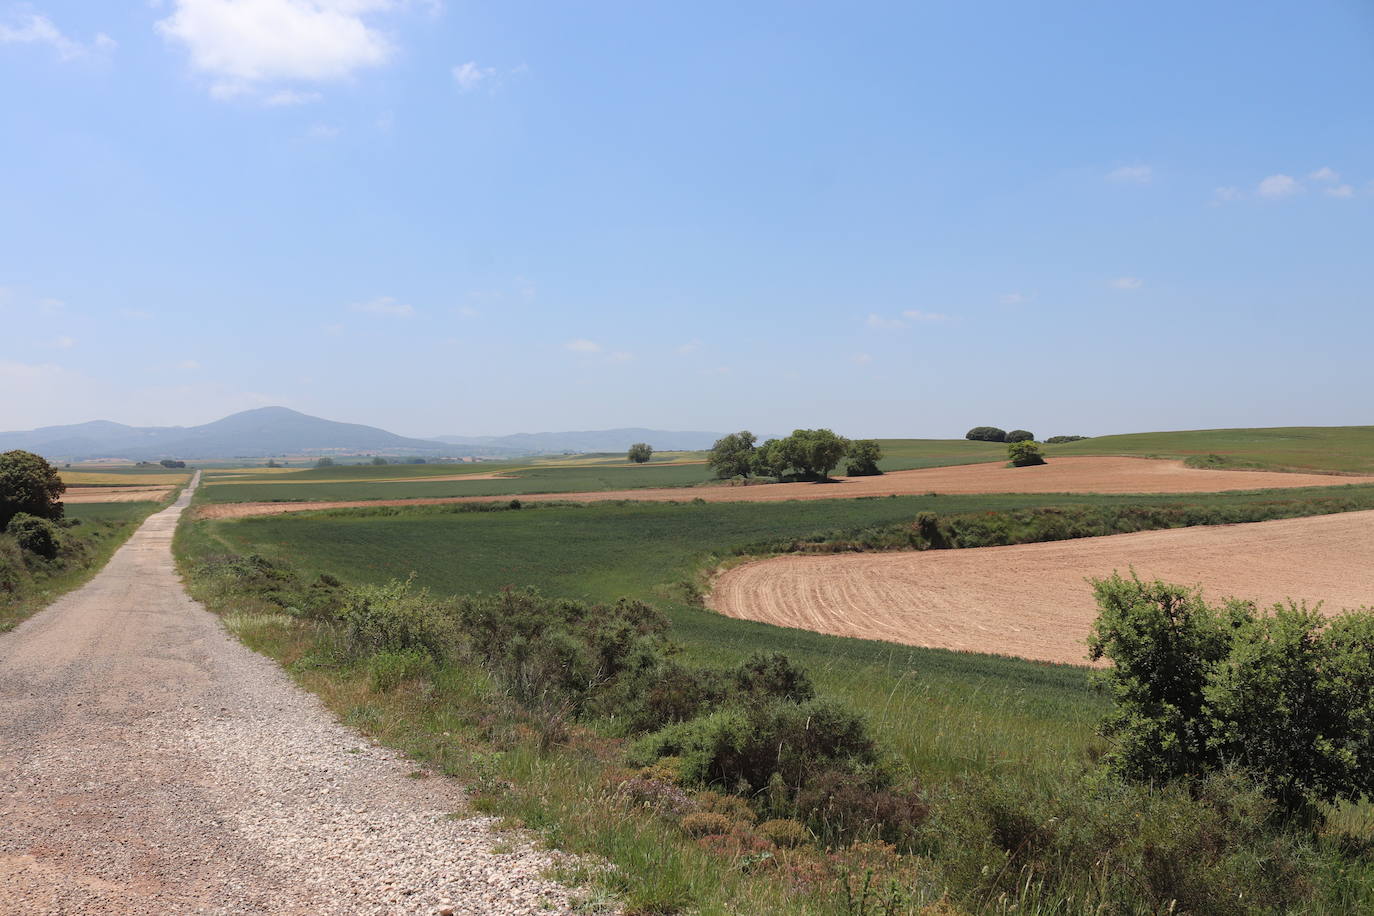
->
[708,510,1374,666]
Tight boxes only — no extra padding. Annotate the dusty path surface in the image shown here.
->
[196,456,1367,519]
[0,473,591,915]
[709,510,1374,666]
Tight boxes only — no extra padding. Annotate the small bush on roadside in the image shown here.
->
[338,577,459,659]
[6,513,61,560]
[367,648,437,691]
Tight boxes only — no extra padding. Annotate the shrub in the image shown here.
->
[696,789,757,825]
[620,661,728,732]
[681,811,734,837]
[314,457,335,468]
[1006,440,1045,467]
[844,439,884,477]
[1005,429,1034,443]
[964,427,1006,442]
[1089,573,1374,819]
[337,577,459,659]
[368,648,436,691]
[627,442,654,464]
[370,457,389,465]
[1045,434,1088,444]
[0,450,65,529]
[708,431,757,478]
[731,652,815,703]
[6,513,61,560]
[758,818,811,848]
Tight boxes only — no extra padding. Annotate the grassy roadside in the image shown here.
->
[0,500,166,632]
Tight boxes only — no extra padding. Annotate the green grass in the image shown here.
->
[1052,425,1374,474]
[873,438,1009,471]
[200,462,719,503]
[1,501,163,631]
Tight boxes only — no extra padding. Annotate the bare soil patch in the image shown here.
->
[63,486,175,503]
[708,510,1374,666]
[196,457,1366,520]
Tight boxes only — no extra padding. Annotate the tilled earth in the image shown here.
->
[0,475,595,915]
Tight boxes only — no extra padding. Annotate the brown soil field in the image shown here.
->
[708,510,1374,666]
[63,486,175,503]
[195,457,1366,520]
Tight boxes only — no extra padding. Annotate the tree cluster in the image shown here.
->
[965,426,1035,443]
[708,430,883,481]
[159,459,187,468]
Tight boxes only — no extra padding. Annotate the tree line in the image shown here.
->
[708,430,882,481]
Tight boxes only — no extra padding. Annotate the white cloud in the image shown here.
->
[1000,292,1025,305]
[1211,186,1243,204]
[1111,277,1143,290]
[452,60,495,92]
[119,308,153,320]
[176,359,201,370]
[263,88,322,106]
[1309,167,1340,183]
[564,338,601,353]
[454,305,479,318]
[0,12,115,60]
[38,297,64,314]
[607,351,633,363]
[53,335,75,349]
[1107,165,1152,183]
[865,313,904,330]
[304,122,340,140]
[1257,174,1301,199]
[350,296,413,317]
[700,366,731,376]
[156,0,393,101]
[901,309,950,323]
[322,322,344,335]
[676,339,701,355]
[1325,184,1355,199]
[853,353,873,365]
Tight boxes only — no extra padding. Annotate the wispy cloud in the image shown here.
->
[867,310,950,329]
[156,0,394,102]
[38,297,64,314]
[52,335,75,349]
[1257,174,1301,199]
[1111,277,1143,290]
[119,308,153,320]
[865,313,904,330]
[452,60,496,92]
[1211,186,1244,205]
[176,359,201,370]
[1000,292,1026,305]
[1325,184,1355,199]
[902,309,950,323]
[350,296,413,317]
[1107,164,1152,184]
[1309,167,1340,183]
[0,11,114,60]
[676,339,702,355]
[263,89,322,107]
[305,122,340,141]
[853,353,873,365]
[565,338,601,353]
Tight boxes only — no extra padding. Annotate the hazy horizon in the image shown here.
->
[4,2,1371,439]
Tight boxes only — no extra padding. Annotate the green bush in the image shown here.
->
[6,513,61,560]
[0,450,65,529]
[368,648,437,691]
[1089,573,1374,819]
[844,439,884,477]
[964,426,1006,442]
[708,431,757,478]
[1045,434,1088,444]
[1007,440,1045,467]
[1005,429,1035,443]
[337,577,459,659]
[627,442,654,464]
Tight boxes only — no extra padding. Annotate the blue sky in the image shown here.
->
[2,1,1371,439]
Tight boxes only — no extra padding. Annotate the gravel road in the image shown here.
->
[0,473,595,915]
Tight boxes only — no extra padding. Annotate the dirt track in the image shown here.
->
[195,456,1367,519]
[708,510,1374,666]
[0,473,588,914]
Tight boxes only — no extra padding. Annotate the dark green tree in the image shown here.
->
[965,426,1007,442]
[844,439,884,476]
[1007,440,1046,467]
[371,457,389,465]
[0,450,65,529]
[1005,429,1035,443]
[314,457,335,468]
[777,429,850,480]
[707,431,757,478]
[627,442,654,464]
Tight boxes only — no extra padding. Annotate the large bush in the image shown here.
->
[844,439,883,477]
[1089,573,1374,819]
[1045,434,1088,444]
[0,450,65,529]
[1007,440,1046,466]
[1005,429,1035,443]
[627,442,654,464]
[6,513,61,560]
[337,576,460,659]
[964,426,1007,442]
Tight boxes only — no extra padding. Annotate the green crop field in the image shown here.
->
[872,438,1008,470]
[1052,425,1374,474]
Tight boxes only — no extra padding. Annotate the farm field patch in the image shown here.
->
[62,485,178,503]
[196,455,1366,517]
[710,510,1374,665]
[1054,425,1374,474]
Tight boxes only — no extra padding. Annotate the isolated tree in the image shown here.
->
[779,429,851,481]
[1005,429,1035,443]
[1089,573,1374,819]
[844,439,884,476]
[315,457,335,468]
[627,443,654,464]
[965,426,1008,442]
[708,431,757,478]
[266,459,280,468]
[0,450,66,529]
[1007,440,1046,467]
[371,457,389,466]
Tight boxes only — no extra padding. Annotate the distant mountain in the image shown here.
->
[0,407,454,460]
[433,428,726,453]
